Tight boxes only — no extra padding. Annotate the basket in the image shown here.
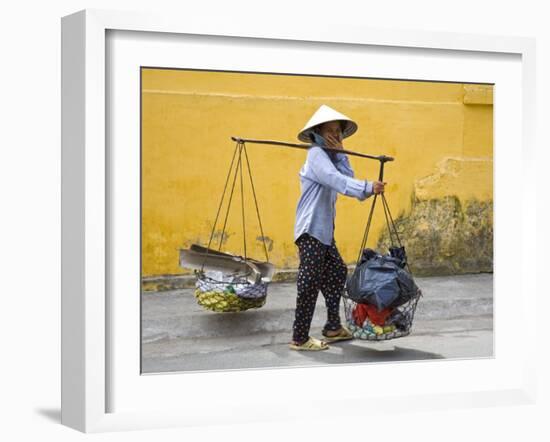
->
[194,270,268,313]
[343,288,422,341]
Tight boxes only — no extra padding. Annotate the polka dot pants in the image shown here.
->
[292,233,348,344]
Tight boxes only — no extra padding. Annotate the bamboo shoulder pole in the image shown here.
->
[231,136,394,163]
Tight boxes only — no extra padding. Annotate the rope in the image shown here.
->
[202,142,239,272]
[217,142,243,253]
[381,192,415,276]
[381,191,396,248]
[381,193,403,247]
[353,183,403,274]
[201,140,270,274]
[238,143,247,260]
[355,194,378,271]
[242,143,270,263]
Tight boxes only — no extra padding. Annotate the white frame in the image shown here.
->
[61,8,537,433]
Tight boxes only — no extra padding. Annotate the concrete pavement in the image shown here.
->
[141,273,493,373]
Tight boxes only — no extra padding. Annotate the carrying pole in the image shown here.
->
[231,136,394,163]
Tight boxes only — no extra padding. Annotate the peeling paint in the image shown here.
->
[377,195,493,276]
[256,235,274,251]
[414,157,493,201]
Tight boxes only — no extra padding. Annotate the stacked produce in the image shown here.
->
[345,302,414,341]
[194,270,268,313]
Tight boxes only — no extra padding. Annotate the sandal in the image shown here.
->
[322,326,353,343]
[289,336,329,351]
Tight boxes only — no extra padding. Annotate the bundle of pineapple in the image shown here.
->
[194,270,268,313]
[194,287,266,313]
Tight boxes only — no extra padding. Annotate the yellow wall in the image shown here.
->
[141,69,493,277]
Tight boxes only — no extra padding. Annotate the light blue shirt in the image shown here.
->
[294,145,374,246]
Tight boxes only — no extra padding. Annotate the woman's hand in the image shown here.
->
[373,181,386,194]
[325,133,343,150]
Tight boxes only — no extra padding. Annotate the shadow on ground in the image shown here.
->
[266,341,444,365]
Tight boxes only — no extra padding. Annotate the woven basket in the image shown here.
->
[343,288,422,341]
[194,270,268,313]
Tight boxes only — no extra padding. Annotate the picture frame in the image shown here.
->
[61,8,537,433]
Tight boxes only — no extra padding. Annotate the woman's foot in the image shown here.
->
[289,336,329,351]
[322,326,353,342]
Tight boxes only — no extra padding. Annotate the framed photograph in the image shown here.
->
[61,9,537,433]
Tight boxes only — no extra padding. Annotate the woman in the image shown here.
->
[289,104,386,351]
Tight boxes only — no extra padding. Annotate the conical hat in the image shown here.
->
[297,104,358,143]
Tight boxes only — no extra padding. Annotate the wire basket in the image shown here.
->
[194,270,268,313]
[343,288,422,341]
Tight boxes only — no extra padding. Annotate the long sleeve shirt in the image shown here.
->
[294,145,374,246]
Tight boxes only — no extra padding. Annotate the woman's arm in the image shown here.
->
[305,147,374,200]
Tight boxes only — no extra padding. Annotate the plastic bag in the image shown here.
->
[346,247,418,311]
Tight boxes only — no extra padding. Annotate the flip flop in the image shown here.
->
[289,337,329,351]
[322,326,353,343]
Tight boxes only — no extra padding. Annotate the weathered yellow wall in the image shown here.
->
[142,69,493,277]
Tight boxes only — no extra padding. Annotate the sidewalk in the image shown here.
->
[141,273,493,373]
